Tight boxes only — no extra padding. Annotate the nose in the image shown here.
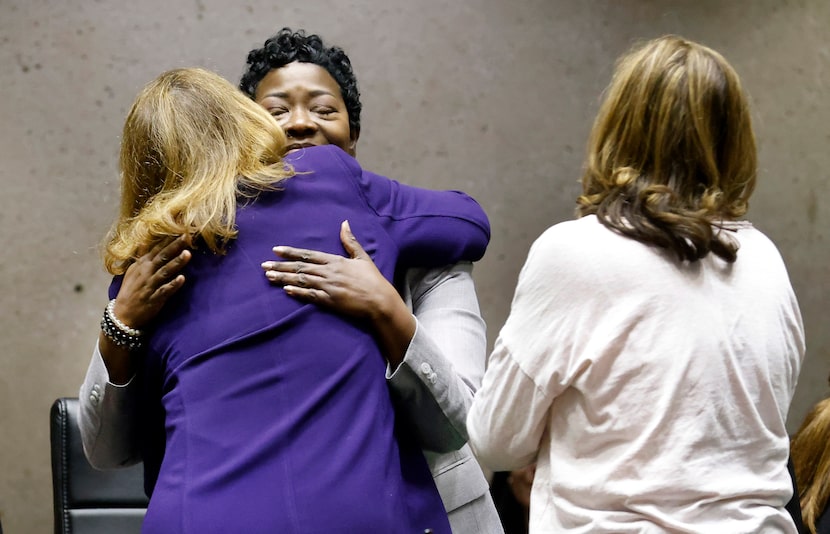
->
[282,108,317,139]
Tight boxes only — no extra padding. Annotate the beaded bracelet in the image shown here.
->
[100,299,145,352]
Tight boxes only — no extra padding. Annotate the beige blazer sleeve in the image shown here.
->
[387,262,486,453]
[389,263,503,532]
[78,342,142,469]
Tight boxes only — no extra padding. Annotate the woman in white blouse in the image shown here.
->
[468,34,805,534]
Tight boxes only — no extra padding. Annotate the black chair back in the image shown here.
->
[50,397,148,534]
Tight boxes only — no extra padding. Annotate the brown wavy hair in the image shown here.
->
[103,67,292,274]
[577,35,757,262]
[791,393,830,534]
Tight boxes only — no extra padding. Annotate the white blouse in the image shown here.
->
[469,216,805,533]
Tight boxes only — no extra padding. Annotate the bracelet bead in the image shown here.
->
[100,299,145,352]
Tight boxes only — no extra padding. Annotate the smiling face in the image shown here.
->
[254,62,358,156]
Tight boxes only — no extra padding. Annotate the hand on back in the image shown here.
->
[261,220,400,322]
[114,235,192,329]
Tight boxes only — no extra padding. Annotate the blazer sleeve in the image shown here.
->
[78,341,142,469]
[387,262,486,453]
[333,148,491,266]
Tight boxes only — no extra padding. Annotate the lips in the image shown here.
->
[285,143,315,153]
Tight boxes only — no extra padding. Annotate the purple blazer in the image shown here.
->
[111,146,490,534]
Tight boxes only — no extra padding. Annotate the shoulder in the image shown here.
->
[531,216,600,251]
[284,146,402,201]
[733,223,786,260]
[730,224,799,299]
[517,215,658,298]
[525,216,617,269]
[284,145,363,179]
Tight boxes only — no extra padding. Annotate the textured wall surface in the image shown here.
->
[1,0,828,530]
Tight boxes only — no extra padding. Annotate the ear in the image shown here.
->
[347,128,360,156]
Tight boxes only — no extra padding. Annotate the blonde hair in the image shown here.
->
[791,396,830,534]
[103,67,292,274]
[577,35,757,262]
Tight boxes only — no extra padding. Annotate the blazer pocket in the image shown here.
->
[430,446,491,512]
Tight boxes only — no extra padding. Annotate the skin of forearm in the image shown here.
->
[367,287,417,371]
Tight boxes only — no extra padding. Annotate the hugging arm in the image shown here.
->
[79,236,191,468]
[264,222,486,452]
[265,221,417,368]
[387,262,485,451]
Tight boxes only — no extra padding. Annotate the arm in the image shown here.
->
[385,262,485,451]
[467,229,572,472]
[330,148,491,267]
[266,221,416,367]
[262,222,486,452]
[79,341,142,468]
[466,336,550,471]
[79,236,191,468]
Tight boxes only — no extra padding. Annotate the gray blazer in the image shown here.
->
[80,263,503,533]
[391,264,502,533]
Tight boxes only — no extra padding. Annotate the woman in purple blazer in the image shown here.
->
[83,66,488,533]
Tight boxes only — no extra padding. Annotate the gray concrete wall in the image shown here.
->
[1,0,827,530]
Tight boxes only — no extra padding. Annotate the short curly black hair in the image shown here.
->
[239,28,362,135]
